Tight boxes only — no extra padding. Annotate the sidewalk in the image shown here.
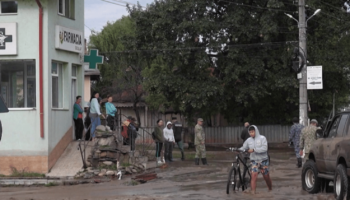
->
[46,141,91,178]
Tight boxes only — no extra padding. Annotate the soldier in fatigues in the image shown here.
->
[195,118,207,165]
[289,117,304,168]
[300,119,318,163]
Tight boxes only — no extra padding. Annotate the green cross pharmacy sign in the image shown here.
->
[84,49,104,69]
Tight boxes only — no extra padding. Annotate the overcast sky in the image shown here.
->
[84,0,154,41]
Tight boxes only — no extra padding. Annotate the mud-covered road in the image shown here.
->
[0,147,335,200]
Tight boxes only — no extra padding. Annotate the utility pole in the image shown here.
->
[298,0,308,126]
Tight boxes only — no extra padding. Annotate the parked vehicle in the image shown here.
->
[302,112,350,200]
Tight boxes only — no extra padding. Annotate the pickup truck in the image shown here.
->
[302,112,350,200]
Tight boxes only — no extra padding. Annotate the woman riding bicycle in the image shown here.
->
[239,125,272,194]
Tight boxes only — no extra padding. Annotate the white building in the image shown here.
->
[0,0,84,175]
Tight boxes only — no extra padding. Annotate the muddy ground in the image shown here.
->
[0,146,335,200]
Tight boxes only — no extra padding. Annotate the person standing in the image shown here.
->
[105,95,117,130]
[240,122,250,142]
[154,119,165,165]
[299,119,318,163]
[73,96,84,140]
[127,117,138,151]
[289,117,304,168]
[89,92,105,139]
[195,118,207,165]
[240,125,272,194]
[172,117,185,161]
[163,121,175,163]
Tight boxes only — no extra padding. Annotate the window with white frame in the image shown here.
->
[52,62,64,108]
[58,0,75,19]
[0,1,18,14]
[0,60,36,108]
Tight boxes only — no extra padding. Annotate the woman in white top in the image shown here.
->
[163,121,175,163]
[89,92,105,139]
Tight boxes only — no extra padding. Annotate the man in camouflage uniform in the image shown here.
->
[195,118,207,165]
[289,117,304,168]
[300,119,318,163]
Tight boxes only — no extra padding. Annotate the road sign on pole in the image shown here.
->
[307,66,323,90]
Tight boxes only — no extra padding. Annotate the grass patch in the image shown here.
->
[45,182,59,187]
[172,152,214,160]
[120,162,132,167]
[124,180,139,186]
[99,164,117,171]
[7,166,45,178]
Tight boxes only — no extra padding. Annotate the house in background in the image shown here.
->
[0,0,85,175]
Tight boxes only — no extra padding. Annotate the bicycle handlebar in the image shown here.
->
[227,147,246,153]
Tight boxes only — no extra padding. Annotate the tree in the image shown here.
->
[128,0,350,125]
[89,16,147,126]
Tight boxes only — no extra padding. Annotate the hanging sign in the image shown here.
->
[307,66,323,90]
[84,49,103,69]
[0,23,17,55]
[55,25,83,53]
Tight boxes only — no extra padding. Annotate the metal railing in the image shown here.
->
[134,125,291,145]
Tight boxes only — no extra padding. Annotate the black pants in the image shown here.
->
[73,118,83,140]
[155,142,163,158]
[164,141,173,161]
[107,115,116,131]
[124,137,136,151]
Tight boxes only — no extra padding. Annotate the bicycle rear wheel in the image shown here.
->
[226,166,238,194]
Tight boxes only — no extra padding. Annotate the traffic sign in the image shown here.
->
[307,66,323,90]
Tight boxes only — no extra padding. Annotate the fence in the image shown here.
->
[135,125,291,145]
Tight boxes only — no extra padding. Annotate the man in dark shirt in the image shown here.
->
[172,117,185,161]
[240,122,250,142]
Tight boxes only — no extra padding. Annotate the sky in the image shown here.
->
[84,0,154,41]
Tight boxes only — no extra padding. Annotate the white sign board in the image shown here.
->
[0,23,17,55]
[55,25,83,53]
[307,66,323,90]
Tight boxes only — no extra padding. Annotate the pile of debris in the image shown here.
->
[77,125,149,180]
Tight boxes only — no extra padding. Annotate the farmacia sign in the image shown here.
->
[55,25,83,53]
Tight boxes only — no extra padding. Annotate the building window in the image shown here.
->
[0,60,36,108]
[58,0,75,19]
[0,1,18,14]
[52,62,64,108]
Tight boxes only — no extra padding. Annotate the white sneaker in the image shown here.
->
[157,161,163,165]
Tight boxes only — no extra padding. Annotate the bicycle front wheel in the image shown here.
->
[226,166,238,194]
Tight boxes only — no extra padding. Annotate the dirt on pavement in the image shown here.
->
[0,147,335,200]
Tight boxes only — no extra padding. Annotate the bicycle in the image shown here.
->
[226,147,251,194]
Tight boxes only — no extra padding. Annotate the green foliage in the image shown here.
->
[89,16,147,125]
[127,0,350,125]
[92,0,350,125]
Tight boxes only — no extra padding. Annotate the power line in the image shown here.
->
[102,0,145,8]
[101,0,127,7]
[100,41,297,54]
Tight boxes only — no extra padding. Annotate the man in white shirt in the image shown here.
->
[163,121,175,163]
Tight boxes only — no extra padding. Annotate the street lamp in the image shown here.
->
[285,5,321,126]
[284,9,321,25]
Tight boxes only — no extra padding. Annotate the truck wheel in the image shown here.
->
[334,164,348,200]
[302,160,321,193]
